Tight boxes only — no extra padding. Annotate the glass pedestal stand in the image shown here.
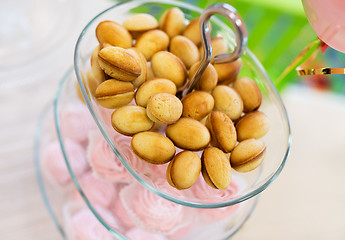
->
[34,68,259,240]
[34,1,290,239]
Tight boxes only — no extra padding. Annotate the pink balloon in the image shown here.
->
[302,0,345,53]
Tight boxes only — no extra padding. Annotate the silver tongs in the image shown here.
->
[180,3,248,98]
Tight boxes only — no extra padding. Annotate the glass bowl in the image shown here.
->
[75,0,290,207]
[35,67,259,240]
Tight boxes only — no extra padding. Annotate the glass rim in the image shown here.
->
[54,68,128,239]
[34,102,66,239]
[72,0,291,209]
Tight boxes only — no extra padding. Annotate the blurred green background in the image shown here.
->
[124,0,345,93]
[195,0,345,93]
[188,0,316,91]
[178,0,345,93]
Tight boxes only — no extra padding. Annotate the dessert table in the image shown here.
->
[1,0,345,239]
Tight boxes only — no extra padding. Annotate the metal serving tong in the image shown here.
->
[179,3,248,98]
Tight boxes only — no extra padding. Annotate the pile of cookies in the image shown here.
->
[83,7,270,191]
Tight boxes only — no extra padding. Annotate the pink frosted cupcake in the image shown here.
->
[69,205,120,240]
[42,139,88,185]
[88,130,134,183]
[72,171,116,209]
[191,177,242,220]
[60,103,96,144]
[126,228,168,240]
[120,181,193,236]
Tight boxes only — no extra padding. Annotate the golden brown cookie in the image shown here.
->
[134,29,169,60]
[181,91,214,121]
[98,46,141,81]
[189,62,218,92]
[206,111,237,153]
[135,78,177,107]
[131,132,176,164]
[146,93,183,124]
[159,7,185,38]
[201,147,232,190]
[167,151,201,190]
[111,105,154,136]
[96,20,132,48]
[95,79,135,109]
[182,18,210,46]
[213,59,242,85]
[236,111,270,141]
[230,139,267,172]
[127,47,148,88]
[169,35,200,69]
[90,45,106,83]
[199,37,228,60]
[212,85,243,121]
[123,13,158,38]
[166,117,210,151]
[233,77,262,112]
[151,51,187,88]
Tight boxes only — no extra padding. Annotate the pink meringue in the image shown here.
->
[126,228,168,240]
[113,133,151,176]
[111,197,135,229]
[70,206,119,240]
[191,178,241,220]
[122,181,186,234]
[88,131,134,183]
[60,103,96,144]
[42,139,88,185]
[73,171,116,209]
